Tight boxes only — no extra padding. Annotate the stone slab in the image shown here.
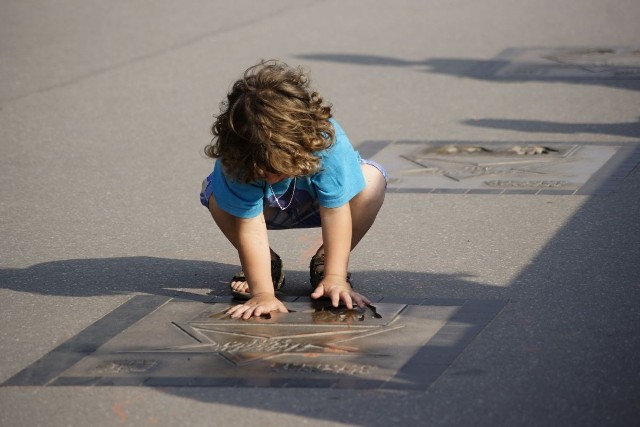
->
[359,140,640,195]
[2,296,507,390]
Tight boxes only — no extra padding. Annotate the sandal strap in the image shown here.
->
[309,254,324,288]
[271,253,285,290]
[230,250,285,299]
[309,253,353,288]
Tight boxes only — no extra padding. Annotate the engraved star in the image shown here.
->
[133,302,404,366]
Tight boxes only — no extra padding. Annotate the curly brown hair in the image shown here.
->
[205,60,335,183]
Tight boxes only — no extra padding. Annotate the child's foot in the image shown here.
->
[309,247,325,289]
[309,246,351,289]
[229,249,285,300]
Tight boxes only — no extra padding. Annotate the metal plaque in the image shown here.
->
[358,140,640,195]
[2,296,506,390]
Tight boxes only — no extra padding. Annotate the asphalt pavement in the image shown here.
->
[1,1,639,426]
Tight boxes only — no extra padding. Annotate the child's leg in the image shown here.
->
[349,163,387,249]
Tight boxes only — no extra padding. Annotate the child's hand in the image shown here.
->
[226,293,288,320]
[310,276,371,309]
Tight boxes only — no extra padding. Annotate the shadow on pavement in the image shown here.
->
[461,117,640,138]
[0,257,503,300]
[295,53,640,92]
[0,256,230,299]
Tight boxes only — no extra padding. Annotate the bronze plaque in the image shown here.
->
[358,140,640,195]
[3,296,506,390]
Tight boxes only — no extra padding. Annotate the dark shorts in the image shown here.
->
[201,158,387,230]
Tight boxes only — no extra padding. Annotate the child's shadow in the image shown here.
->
[0,256,236,299]
[1,256,500,300]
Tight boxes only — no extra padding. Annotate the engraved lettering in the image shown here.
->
[92,360,158,374]
[484,180,569,188]
[271,362,376,376]
[208,338,314,354]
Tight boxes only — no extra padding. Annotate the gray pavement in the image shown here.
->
[1,0,640,426]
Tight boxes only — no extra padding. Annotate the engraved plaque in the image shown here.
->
[3,297,507,390]
[358,140,640,195]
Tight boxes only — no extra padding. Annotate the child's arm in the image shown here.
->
[311,203,371,308]
[226,214,288,319]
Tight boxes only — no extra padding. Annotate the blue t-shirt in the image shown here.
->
[204,119,365,219]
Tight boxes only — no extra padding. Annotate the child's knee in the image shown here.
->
[361,164,387,199]
[351,166,385,214]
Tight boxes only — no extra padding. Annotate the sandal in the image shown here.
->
[309,253,351,289]
[229,251,285,300]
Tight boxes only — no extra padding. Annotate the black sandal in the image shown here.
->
[230,251,285,300]
[309,253,351,289]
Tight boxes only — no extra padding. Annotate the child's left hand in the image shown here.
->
[225,293,289,320]
[310,276,371,309]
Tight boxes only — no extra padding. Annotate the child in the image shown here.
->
[200,60,387,319]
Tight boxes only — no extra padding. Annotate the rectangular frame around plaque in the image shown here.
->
[358,140,640,195]
[2,296,507,390]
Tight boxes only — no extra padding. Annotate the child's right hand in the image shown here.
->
[310,276,371,310]
[226,293,288,320]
